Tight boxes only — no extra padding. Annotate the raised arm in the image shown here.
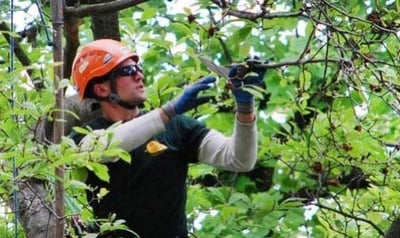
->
[198,57,267,171]
[198,116,257,172]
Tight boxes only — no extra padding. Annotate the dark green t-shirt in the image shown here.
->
[72,114,210,238]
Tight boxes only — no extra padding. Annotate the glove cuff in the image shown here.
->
[236,100,254,113]
[161,101,176,120]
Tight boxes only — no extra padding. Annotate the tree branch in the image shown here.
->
[64,0,149,18]
[0,21,32,74]
[317,202,385,236]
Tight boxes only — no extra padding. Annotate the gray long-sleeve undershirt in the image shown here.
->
[79,110,257,171]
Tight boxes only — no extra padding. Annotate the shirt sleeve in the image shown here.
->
[77,109,166,162]
[197,117,257,172]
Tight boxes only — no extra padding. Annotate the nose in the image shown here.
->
[133,71,144,82]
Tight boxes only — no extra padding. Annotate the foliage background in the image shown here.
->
[1,0,400,237]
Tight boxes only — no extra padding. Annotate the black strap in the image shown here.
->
[108,92,138,109]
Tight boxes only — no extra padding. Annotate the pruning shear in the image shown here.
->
[198,56,266,80]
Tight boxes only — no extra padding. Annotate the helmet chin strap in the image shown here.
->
[108,93,139,110]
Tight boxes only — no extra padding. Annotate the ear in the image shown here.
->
[92,82,110,98]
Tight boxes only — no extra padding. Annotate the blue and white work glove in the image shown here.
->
[228,57,267,113]
[162,76,216,119]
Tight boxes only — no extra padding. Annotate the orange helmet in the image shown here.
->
[71,39,139,99]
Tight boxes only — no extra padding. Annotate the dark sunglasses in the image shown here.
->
[115,64,142,77]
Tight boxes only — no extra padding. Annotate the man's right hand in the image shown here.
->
[161,76,216,119]
[228,57,267,113]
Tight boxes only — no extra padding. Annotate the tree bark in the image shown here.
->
[0,21,33,75]
[90,0,121,40]
[6,95,100,238]
[64,15,82,80]
[8,179,56,238]
[385,216,400,238]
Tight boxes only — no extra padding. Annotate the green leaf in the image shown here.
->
[188,164,215,179]
[87,162,109,182]
[64,194,82,214]
[171,22,193,37]
[228,25,252,46]
[72,126,91,135]
[299,70,311,90]
[207,187,228,204]
[0,30,21,38]
[228,192,250,207]
[141,7,157,21]
[251,192,276,212]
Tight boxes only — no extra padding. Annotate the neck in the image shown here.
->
[101,102,140,122]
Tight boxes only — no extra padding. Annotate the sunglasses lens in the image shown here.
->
[117,65,141,76]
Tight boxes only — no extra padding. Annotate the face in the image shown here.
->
[113,58,146,105]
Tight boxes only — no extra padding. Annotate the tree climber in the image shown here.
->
[70,39,266,238]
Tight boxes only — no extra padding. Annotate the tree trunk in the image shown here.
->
[9,96,100,238]
[385,216,400,238]
[91,0,120,40]
[8,179,56,238]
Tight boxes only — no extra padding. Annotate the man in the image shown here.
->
[70,39,266,238]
